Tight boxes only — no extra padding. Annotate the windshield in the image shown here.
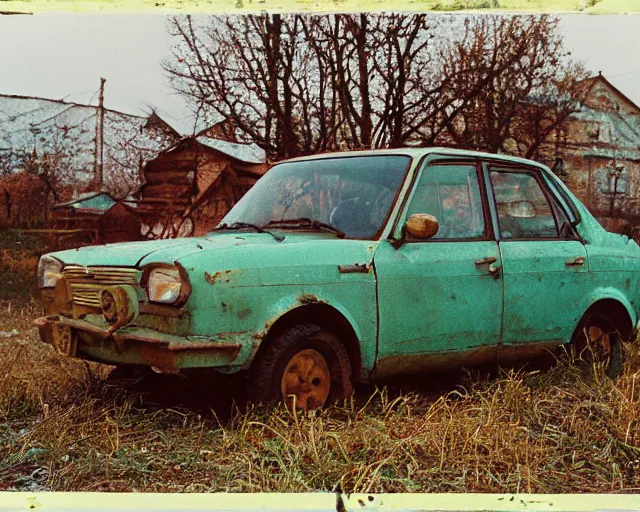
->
[220,155,412,239]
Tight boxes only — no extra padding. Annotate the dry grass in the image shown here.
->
[1,231,639,492]
[0,230,52,303]
[1,299,639,493]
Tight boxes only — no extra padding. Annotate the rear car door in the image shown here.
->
[487,163,589,354]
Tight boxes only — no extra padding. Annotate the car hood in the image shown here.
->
[49,236,234,267]
[48,232,380,271]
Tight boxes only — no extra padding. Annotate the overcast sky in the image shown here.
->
[0,13,639,125]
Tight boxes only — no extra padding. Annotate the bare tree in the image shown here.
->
[438,15,589,155]
[164,14,439,155]
[164,13,586,161]
[370,13,433,148]
[509,68,589,159]
[315,14,374,149]
[165,15,298,158]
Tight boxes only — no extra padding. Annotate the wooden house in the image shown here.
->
[540,73,640,234]
[137,135,268,238]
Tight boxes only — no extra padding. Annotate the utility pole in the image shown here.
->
[94,77,106,189]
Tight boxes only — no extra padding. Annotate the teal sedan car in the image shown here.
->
[35,148,638,409]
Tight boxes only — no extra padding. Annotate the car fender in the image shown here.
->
[252,289,375,373]
[580,286,638,333]
[259,291,365,342]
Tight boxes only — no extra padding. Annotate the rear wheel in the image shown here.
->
[248,324,353,410]
[569,313,625,378]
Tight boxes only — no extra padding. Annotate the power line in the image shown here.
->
[88,89,99,106]
[59,89,97,101]
[609,69,640,79]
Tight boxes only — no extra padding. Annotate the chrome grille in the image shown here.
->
[62,266,139,308]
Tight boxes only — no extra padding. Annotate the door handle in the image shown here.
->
[488,263,501,279]
[566,257,585,267]
[475,256,497,266]
[475,256,500,279]
[338,263,370,274]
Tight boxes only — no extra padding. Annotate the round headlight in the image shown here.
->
[145,265,189,305]
[37,255,63,289]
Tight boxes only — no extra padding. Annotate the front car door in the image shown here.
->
[486,163,589,363]
[373,157,503,379]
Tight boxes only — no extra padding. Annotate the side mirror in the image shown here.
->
[507,200,536,218]
[405,213,439,239]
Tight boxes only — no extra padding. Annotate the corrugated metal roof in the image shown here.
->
[0,94,177,187]
[150,106,213,138]
[195,135,266,164]
[54,192,117,210]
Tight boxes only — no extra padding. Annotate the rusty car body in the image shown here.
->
[35,148,640,408]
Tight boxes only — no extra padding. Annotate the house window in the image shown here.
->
[586,122,600,140]
[600,166,628,194]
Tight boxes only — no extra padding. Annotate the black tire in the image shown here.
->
[569,312,625,378]
[248,324,353,409]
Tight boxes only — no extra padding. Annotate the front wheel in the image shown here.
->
[248,324,353,410]
[569,313,625,378]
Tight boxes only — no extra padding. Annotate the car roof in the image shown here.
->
[280,147,550,172]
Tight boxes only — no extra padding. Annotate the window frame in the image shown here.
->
[403,158,495,244]
[486,163,581,243]
[541,172,582,227]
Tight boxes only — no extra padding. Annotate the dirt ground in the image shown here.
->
[0,230,639,492]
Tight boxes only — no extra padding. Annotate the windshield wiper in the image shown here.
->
[215,222,284,242]
[264,218,346,239]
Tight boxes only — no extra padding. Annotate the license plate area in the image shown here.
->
[51,323,78,357]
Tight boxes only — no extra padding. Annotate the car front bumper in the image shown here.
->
[34,315,249,372]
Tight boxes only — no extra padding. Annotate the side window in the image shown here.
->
[406,163,485,240]
[490,169,572,240]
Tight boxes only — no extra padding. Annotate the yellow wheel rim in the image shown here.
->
[587,325,612,360]
[280,348,331,410]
